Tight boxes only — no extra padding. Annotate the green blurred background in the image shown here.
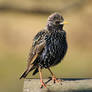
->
[0,0,92,92]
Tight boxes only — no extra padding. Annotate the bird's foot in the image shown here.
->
[40,81,47,88]
[52,76,62,84]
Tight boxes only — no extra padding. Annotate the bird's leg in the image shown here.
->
[48,68,61,83]
[38,67,47,88]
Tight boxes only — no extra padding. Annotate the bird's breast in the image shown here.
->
[46,32,67,57]
[40,31,67,68]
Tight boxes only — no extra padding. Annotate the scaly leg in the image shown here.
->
[38,67,47,88]
[48,68,61,83]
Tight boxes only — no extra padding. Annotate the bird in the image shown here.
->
[20,12,68,88]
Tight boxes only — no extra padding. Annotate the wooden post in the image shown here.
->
[23,78,92,92]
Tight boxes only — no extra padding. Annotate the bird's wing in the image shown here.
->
[27,30,46,69]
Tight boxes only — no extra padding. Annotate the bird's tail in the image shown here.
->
[20,65,35,79]
[20,69,29,79]
[32,68,39,75]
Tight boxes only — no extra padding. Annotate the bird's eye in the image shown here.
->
[55,21,60,24]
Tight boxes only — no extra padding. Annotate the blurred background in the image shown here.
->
[0,0,92,92]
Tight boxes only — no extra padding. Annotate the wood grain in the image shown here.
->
[23,78,92,92]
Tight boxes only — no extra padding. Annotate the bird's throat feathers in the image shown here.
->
[47,23,64,32]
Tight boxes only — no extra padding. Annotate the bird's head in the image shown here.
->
[47,13,68,29]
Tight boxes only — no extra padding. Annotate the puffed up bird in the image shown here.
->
[20,12,68,88]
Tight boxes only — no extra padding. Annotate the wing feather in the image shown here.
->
[26,30,46,70]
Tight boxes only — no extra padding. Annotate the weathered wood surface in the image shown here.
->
[23,78,92,92]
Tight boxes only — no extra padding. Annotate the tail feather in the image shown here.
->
[20,66,35,79]
[20,70,29,79]
[32,68,39,75]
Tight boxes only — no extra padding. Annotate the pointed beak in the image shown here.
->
[60,21,69,24]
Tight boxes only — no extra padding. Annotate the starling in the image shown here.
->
[20,12,68,88]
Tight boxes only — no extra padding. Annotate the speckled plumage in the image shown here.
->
[20,13,68,79]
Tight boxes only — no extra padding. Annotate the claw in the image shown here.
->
[40,81,47,88]
[48,68,62,84]
[52,76,61,84]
